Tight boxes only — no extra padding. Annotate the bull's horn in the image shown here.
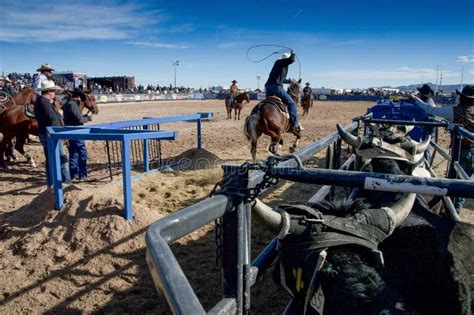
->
[389,193,417,230]
[415,135,431,154]
[337,124,361,148]
[252,199,282,234]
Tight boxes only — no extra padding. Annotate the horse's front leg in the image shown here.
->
[15,134,36,167]
[238,108,241,121]
[289,132,301,153]
[0,134,12,167]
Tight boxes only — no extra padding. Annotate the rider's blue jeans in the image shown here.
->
[265,83,299,127]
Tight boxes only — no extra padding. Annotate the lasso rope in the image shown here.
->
[246,44,302,80]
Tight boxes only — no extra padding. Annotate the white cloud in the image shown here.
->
[457,55,474,63]
[313,66,460,88]
[128,41,190,49]
[166,23,195,33]
[330,39,368,47]
[217,41,246,49]
[0,1,161,42]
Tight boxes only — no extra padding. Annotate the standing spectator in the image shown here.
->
[411,85,474,212]
[411,84,437,107]
[34,80,71,186]
[62,88,92,181]
[33,64,55,93]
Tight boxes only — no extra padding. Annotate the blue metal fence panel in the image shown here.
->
[45,113,213,220]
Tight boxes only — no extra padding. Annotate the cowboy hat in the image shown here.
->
[231,80,238,83]
[456,85,474,99]
[71,88,86,100]
[40,80,61,92]
[417,84,434,98]
[305,82,310,86]
[36,64,55,72]
[281,52,292,59]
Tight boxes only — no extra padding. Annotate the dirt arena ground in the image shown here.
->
[0,100,472,314]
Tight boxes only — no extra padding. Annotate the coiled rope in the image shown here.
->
[246,44,302,80]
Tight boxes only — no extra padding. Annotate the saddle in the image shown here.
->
[24,104,35,118]
[253,96,290,119]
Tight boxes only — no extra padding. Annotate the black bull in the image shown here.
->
[252,125,472,314]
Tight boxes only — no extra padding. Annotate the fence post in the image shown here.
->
[197,118,202,149]
[48,136,64,210]
[143,125,150,172]
[121,139,133,220]
[221,165,249,314]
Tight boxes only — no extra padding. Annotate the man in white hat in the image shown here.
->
[33,64,55,93]
[34,80,71,185]
[0,77,15,96]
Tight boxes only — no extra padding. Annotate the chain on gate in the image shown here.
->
[210,156,301,268]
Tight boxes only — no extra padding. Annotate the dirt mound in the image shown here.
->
[0,169,222,314]
[163,148,222,171]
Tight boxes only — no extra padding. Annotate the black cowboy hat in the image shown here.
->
[417,84,434,98]
[231,80,237,83]
[456,85,474,99]
[305,82,310,85]
[71,88,86,101]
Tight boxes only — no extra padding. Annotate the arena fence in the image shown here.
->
[46,113,213,220]
[93,92,455,105]
[145,117,473,314]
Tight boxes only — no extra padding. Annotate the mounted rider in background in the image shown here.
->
[33,64,55,94]
[265,51,303,131]
[229,80,239,106]
[302,82,312,102]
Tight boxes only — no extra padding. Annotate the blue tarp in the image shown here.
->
[366,100,432,141]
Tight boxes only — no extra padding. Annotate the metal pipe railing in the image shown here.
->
[145,121,358,315]
[268,167,474,198]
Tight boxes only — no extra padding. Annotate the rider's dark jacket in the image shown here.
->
[266,53,296,87]
[63,98,89,126]
[34,95,62,135]
[303,86,312,95]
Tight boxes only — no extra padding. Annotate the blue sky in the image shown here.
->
[0,0,473,89]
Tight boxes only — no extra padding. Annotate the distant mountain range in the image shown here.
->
[372,83,471,93]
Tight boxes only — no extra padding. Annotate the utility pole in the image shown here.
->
[256,76,261,90]
[439,72,443,94]
[434,65,441,94]
[460,64,465,90]
[172,60,179,88]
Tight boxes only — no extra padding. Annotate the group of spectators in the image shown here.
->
[88,83,193,95]
[0,72,33,94]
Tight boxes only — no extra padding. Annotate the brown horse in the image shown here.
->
[0,88,37,112]
[287,81,301,107]
[225,92,250,120]
[301,92,313,116]
[0,92,98,167]
[244,96,302,162]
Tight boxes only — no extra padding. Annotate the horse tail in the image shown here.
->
[244,112,259,143]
